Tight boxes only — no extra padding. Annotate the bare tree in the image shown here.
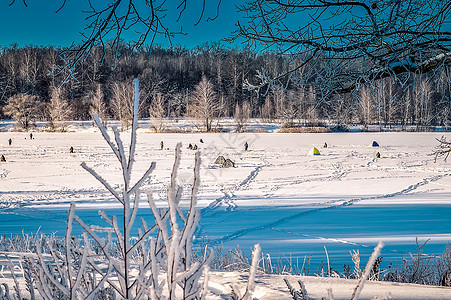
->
[260,94,275,122]
[273,86,297,125]
[149,92,167,132]
[88,83,108,126]
[402,88,413,128]
[48,86,72,131]
[188,75,222,132]
[381,78,399,127]
[436,66,451,126]
[433,136,451,162]
[3,93,42,129]
[414,78,434,127]
[18,47,39,94]
[169,91,189,121]
[111,81,134,130]
[359,85,374,127]
[234,101,251,132]
[233,0,451,99]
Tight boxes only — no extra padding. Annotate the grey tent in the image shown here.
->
[223,158,235,168]
[214,155,226,165]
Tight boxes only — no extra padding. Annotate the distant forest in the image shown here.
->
[0,43,450,130]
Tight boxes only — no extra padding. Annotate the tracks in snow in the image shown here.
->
[0,188,112,211]
[208,174,448,245]
[202,163,266,214]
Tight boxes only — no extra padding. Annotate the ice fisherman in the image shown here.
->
[0,155,5,162]
[244,142,249,151]
[8,138,12,146]
[30,133,33,140]
[188,143,193,150]
[160,141,164,150]
[193,144,198,150]
[70,146,74,153]
[324,142,328,148]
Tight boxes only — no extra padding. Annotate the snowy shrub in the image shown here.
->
[208,244,250,272]
[438,244,451,286]
[0,231,44,253]
[229,244,261,300]
[284,278,308,300]
[350,241,384,300]
[350,250,362,279]
[382,240,451,286]
[23,79,211,299]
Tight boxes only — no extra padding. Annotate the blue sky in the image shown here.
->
[0,1,240,48]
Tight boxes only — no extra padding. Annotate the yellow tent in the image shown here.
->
[309,147,320,156]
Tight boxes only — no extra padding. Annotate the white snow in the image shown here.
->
[1,122,451,298]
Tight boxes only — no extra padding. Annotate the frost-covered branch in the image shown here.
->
[230,244,261,300]
[81,162,123,204]
[433,136,451,162]
[13,1,223,83]
[284,277,308,300]
[350,241,384,300]
[233,0,451,97]
[6,255,23,300]
[92,114,121,161]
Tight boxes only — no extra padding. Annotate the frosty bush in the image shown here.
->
[26,79,212,299]
[382,240,451,286]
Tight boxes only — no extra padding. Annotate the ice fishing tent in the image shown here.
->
[308,147,320,156]
[214,155,226,165]
[214,155,235,167]
[372,141,379,147]
[222,158,235,168]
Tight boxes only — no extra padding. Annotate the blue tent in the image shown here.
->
[372,141,379,147]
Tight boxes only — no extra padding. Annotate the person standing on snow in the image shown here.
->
[244,142,248,151]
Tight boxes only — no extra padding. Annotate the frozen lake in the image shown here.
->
[1,130,450,272]
[1,204,450,271]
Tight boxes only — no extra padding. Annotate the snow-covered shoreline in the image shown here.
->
[2,267,451,299]
[1,129,451,298]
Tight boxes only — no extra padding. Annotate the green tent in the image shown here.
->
[309,147,320,156]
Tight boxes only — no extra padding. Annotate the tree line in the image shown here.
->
[0,43,450,131]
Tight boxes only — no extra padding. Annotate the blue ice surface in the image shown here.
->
[1,204,450,272]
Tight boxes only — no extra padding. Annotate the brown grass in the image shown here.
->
[277,127,330,133]
[151,128,192,133]
[150,127,228,133]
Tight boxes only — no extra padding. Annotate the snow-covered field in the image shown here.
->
[1,125,451,298]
